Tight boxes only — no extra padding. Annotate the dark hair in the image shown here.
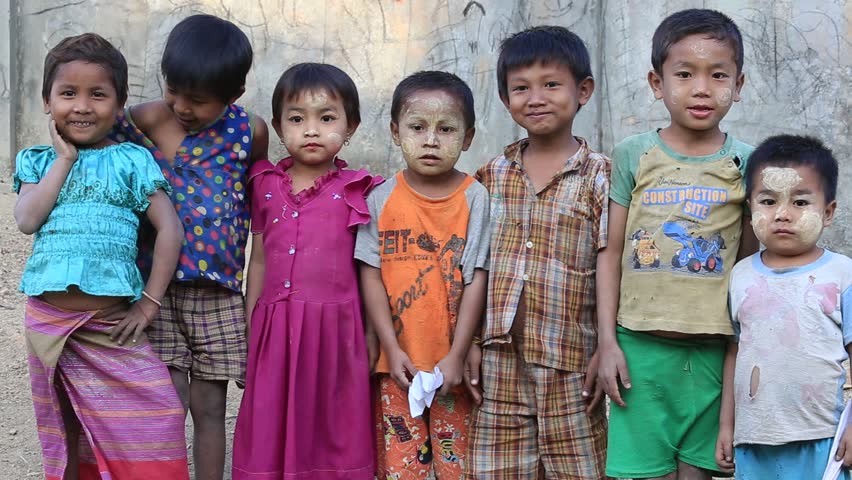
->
[42,33,128,105]
[271,63,361,129]
[161,14,252,102]
[745,135,838,203]
[652,9,744,74]
[390,71,475,130]
[496,25,592,102]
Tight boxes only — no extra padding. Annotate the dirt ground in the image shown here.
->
[0,187,244,478]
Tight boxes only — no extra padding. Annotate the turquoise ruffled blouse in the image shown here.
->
[14,143,171,300]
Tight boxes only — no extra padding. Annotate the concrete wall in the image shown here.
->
[5,0,851,252]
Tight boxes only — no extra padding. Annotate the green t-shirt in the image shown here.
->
[611,130,753,334]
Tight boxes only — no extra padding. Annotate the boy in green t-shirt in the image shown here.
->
[597,9,759,479]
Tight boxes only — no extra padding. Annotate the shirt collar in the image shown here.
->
[504,136,591,175]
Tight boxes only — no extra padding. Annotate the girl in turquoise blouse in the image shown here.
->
[13,33,189,480]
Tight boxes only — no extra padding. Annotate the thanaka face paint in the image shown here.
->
[274,88,351,167]
[750,165,833,262]
[392,89,472,180]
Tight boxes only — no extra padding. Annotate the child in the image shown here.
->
[596,9,759,479]
[110,14,269,479]
[463,26,610,478]
[716,135,852,479]
[14,33,188,479]
[356,71,489,479]
[231,62,381,479]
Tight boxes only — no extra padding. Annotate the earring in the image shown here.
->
[279,138,285,145]
[344,138,350,146]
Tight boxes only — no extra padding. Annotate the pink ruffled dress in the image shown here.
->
[232,157,382,479]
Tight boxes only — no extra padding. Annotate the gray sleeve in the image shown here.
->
[354,178,395,267]
[460,181,491,283]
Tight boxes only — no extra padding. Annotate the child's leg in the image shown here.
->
[464,342,541,478]
[190,378,229,480]
[375,374,432,480]
[531,367,607,479]
[429,389,473,478]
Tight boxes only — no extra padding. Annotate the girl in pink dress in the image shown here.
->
[232,63,381,479]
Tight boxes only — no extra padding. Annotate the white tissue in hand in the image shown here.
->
[408,367,444,418]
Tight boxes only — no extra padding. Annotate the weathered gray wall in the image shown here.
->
[5,0,851,253]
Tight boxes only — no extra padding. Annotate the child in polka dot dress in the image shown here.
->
[231,63,381,479]
[111,14,269,479]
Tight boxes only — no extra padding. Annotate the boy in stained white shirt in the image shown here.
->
[717,134,852,479]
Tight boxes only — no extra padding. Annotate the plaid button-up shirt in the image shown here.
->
[477,137,611,372]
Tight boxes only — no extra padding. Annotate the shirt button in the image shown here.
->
[284,280,291,288]
[292,211,299,218]
[522,274,530,281]
[288,245,296,255]
[525,241,533,248]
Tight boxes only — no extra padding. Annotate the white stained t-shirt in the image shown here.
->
[729,250,852,446]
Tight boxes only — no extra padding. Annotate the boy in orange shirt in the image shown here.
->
[356,71,489,479]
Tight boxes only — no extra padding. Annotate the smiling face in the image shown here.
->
[649,34,744,135]
[750,164,836,263]
[504,61,593,139]
[164,85,232,133]
[391,89,474,181]
[275,89,354,167]
[43,60,122,149]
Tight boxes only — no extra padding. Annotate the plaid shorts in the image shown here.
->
[147,282,247,386]
[464,338,607,479]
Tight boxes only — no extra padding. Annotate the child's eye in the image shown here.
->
[60,90,75,97]
[511,85,528,92]
[793,199,810,207]
[712,72,730,79]
[674,71,691,78]
[439,126,456,133]
[288,116,303,123]
[545,81,560,88]
[93,91,107,98]
[758,198,776,206]
[409,124,423,131]
[321,115,335,123]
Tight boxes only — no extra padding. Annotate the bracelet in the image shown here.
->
[472,336,482,346]
[141,290,162,307]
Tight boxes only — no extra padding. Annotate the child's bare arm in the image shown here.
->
[359,262,415,388]
[596,200,631,407]
[249,113,269,163]
[716,342,737,472]
[437,269,487,395]
[111,190,183,344]
[15,121,78,234]
[245,234,265,327]
[737,216,759,261]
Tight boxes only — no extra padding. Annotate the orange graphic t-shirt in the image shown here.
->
[355,172,490,373]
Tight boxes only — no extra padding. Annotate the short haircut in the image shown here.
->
[271,63,361,129]
[390,71,475,130]
[161,14,252,102]
[42,33,128,105]
[496,25,592,102]
[745,135,839,203]
[652,9,744,74]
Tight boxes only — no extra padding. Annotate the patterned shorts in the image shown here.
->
[147,282,247,386]
[464,339,607,479]
[375,375,473,479]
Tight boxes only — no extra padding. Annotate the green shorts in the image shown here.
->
[606,326,727,478]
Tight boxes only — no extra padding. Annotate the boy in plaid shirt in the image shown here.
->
[464,26,610,479]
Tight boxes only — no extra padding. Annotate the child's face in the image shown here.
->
[165,85,232,133]
[43,60,121,149]
[391,89,474,179]
[750,164,836,259]
[503,61,593,138]
[649,34,744,133]
[275,89,353,166]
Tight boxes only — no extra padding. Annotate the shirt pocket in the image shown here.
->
[552,208,596,271]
